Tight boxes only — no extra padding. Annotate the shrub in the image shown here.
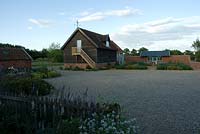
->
[157,63,167,70]
[58,104,136,134]
[59,66,64,70]
[47,71,61,78]
[115,64,126,69]
[80,111,138,134]
[0,77,54,96]
[34,65,48,73]
[129,62,150,66]
[86,68,99,71]
[32,66,61,79]
[31,72,47,79]
[72,66,84,71]
[63,66,98,71]
[132,64,148,70]
[157,63,193,70]
[58,118,81,134]
[64,67,71,70]
[115,63,148,70]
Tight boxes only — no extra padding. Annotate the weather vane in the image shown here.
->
[76,20,79,28]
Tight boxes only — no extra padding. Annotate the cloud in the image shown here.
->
[58,12,66,16]
[105,7,142,17]
[146,17,182,27]
[28,18,51,28]
[80,11,90,16]
[78,7,142,22]
[111,16,200,51]
[27,26,33,30]
[79,12,105,22]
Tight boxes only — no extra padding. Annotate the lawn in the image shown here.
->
[32,59,63,67]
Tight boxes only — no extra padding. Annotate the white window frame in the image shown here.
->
[106,41,109,47]
[77,40,82,52]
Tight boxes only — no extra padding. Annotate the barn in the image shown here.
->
[61,28,123,69]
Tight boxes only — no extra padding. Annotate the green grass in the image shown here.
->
[32,59,63,67]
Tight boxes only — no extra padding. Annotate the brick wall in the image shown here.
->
[162,55,191,65]
[125,56,148,63]
[64,63,89,69]
[190,62,200,70]
[125,55,191,65]
[124,55,200,69]
[64,62,116,69]
[0,60,32,70]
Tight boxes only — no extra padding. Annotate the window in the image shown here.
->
[77,40,82,52]
[106,41,109,47]
[77,40,82,48]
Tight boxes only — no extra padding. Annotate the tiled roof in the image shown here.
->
[110,41,123,53]
[62,28,122,51]
[0,47,32,61]
[80,28,119,50]
[140,51,170,57]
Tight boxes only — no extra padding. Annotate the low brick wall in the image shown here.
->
[64,63,89,69]
[64,62,116,69]
[125,56,148,63]
[0,60,32,70]
[162,55,191,65]
[190,62,200,70]
[95,62,116,68]
[125,55,191,65]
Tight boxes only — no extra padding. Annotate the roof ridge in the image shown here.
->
[79,28,107,36]
[0,47,32,61]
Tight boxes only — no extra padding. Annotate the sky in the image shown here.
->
[1,0,200,51]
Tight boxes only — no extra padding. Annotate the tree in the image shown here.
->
[48,42,61,50]
[41,49,49,58]
[123,48,130,55]
[184,50,195,61]
[131,49,138,56]
[184,50,193,55]
[47,42,63,62]
[192,38,200,61]
[170,50,183,55]
[195,51,200,62]
[192,38,200,51]
[138,47,148,54]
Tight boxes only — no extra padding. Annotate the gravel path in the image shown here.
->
[46,70,200,134]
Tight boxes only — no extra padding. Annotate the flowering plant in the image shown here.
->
[80,111,138,134]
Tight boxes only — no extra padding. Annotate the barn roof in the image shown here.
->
[140,51,170,57]
[0,47,33,61]
[61,28,121,51]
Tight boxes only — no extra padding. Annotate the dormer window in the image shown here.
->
[106,41,109,47]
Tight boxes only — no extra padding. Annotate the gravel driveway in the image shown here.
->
[46,70,200,134]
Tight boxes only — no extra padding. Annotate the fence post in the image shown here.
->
[61,106,64,115]
[31,100,35,110]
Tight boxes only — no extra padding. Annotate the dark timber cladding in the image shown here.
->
[63,30,97,63]
[61,28,119,65]
[97,49,116,63]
